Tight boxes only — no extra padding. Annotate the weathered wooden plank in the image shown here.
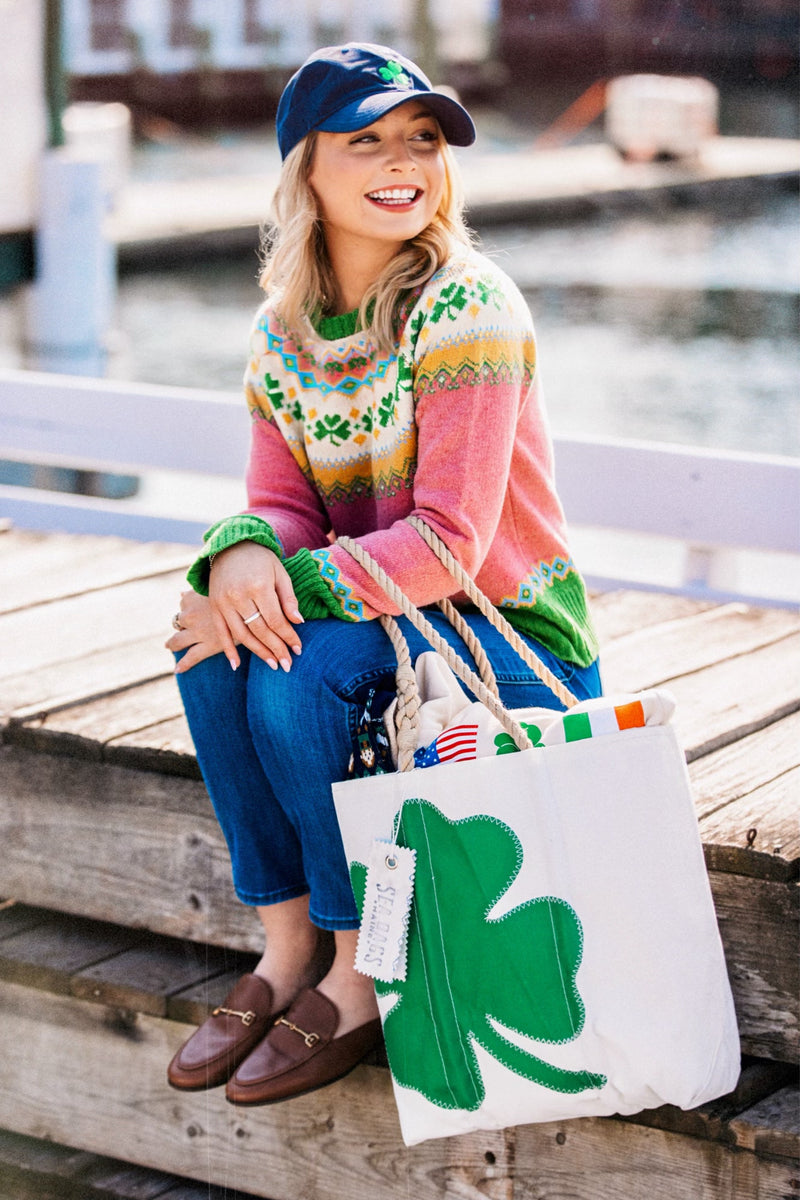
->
[1,740,796,1061]
[166,960,258,1026]
[9,677,184,758]
[1,638,174,727]
[600,602,799,694]
[691,713,799,881]
[106,715,199,777]
[690,712,800,821]
[0,743,260,951]
[710,872,799,1064]
[0,978,793,1200]
[0,529,191,615]
[512,1113,798,1200]
[0,1126,250,1199]
[728,1086,800,1161]
[698,769,799,878]
[0,571,183,680]
[590,589,714,645]
[72,938,231,1018]
[665,633,800,761]
[0,912,142,995]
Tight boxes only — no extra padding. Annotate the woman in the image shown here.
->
[166,42,601,1107]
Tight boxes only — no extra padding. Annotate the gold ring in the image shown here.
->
[172,613,184,631]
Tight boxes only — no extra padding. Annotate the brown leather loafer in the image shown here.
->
[225,987,381,1106]
[167,973,278,1091]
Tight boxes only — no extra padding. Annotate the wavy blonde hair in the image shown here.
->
[259,130,472,353]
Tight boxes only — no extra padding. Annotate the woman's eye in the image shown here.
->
[411,129,438,143]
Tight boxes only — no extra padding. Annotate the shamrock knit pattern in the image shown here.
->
[188,247,598,667]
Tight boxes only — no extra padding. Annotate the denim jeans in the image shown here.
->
[176,610,602,931]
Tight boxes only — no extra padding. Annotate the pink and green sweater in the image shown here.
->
[188,247,598,667]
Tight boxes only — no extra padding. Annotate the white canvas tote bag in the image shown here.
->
[333,520,740,1146]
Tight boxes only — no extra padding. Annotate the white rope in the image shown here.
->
[438,596,499,697]
[407,515,579,710]
[337,536,537,763]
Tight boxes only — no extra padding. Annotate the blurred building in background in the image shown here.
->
[499,0,798,84]
[64,0,496,126]
[65,0,797,128]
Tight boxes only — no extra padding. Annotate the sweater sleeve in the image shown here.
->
[186,312,333,595]
[282,260,538,620]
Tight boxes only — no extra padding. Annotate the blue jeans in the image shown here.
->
[176,611,602,931]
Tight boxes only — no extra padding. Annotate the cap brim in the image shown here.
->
[316,90,476,147]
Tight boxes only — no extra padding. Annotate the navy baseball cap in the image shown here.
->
[276,43,476,160]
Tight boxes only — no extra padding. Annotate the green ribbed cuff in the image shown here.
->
[284,548,357,622]
[186,515,284,595]
[503,572,599,667]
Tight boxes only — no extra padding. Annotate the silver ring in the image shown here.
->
[172,613,185,631]
[242,610,262,626]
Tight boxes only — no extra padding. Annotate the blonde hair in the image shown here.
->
[259,131,472,353]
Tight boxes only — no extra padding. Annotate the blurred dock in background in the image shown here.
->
[110,132,800,263]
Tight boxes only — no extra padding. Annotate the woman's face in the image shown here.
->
[308,100,446,270]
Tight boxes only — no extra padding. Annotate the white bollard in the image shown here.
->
[606,75,719,162]
[26,148,116,377]
[62,102,132,205]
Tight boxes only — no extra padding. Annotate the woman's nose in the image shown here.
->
[383,137,416,170]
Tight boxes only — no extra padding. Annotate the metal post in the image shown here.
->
[44,0,66,147]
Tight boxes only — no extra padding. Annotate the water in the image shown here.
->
[106,192,799,458]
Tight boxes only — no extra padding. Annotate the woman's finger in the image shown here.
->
[225,605,294,670]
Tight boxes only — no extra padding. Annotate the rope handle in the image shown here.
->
[336,520,578,769]
[337,540,533,768]
[407,515,579,710]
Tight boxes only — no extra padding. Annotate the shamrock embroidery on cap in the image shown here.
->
[379,60,413,89]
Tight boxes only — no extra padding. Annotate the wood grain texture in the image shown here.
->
[710,873,799,1063]
[0,571,183,680]
[0,744,262,951]
[1,734,797,1059]
[0,979,795,1200]
[600,602,799,694]
[0,529,190,615]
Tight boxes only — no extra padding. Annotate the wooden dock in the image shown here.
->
[111,135,800,262]
[0,524,797,1199]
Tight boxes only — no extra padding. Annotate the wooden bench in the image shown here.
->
[0,524,797,1199]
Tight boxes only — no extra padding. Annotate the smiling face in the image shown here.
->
[308,100,446,300]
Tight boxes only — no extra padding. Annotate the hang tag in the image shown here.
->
[355,840,416,983]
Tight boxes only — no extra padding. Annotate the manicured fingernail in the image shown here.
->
[292,643,302,655]
[280,657,292,672]
[290,609,304,623]
[267,658,278,670]
[228,657,238,671]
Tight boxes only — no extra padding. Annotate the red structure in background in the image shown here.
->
[498,0,798,85]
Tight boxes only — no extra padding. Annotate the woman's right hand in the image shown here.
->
[207,541,304,672]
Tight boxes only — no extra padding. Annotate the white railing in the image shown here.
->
[0,367,798,606]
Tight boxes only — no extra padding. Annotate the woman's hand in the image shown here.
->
[166,589,227,673]
[206,541,304,672]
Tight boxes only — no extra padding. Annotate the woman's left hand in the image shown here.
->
[166,590,228,673]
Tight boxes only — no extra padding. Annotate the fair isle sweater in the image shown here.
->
[188,247,599,667]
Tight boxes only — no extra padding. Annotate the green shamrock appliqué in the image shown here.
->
[494,721,544,755]
[378,59,413,88]
[350,801,606,1111]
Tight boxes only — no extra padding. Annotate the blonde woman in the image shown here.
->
[166,42,601,1106]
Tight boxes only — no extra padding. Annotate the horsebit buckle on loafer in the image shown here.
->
[212,1006,257,1026]
[275,1016,320,1048]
